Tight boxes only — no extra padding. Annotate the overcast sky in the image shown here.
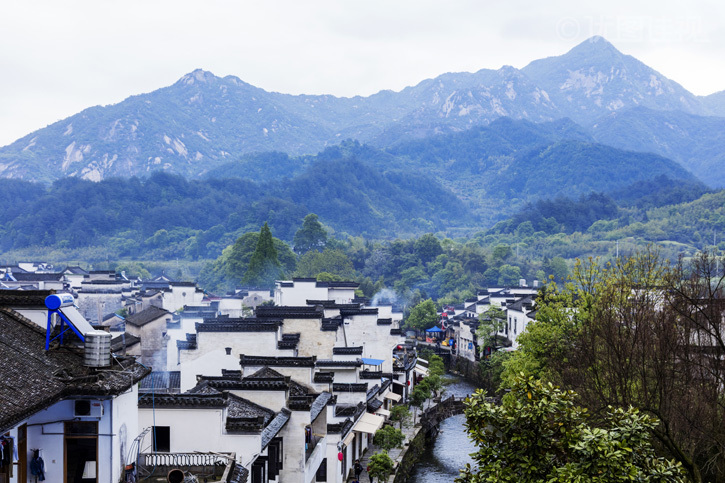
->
[1,0,723,147]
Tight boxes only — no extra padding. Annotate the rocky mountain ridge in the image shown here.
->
[0,36,722,183]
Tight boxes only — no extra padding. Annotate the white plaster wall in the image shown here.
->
[327,288,355,304]
[137,407,260,458]
[372,305,403,325]
[328,368,358,383]
[228,390,287,413]
[166,315,204,370]
[278,411,308,483]
[201,331,279,358]
[276,281,327,307]
[76,292,123,325]
[65,273,85,289]
[179,349,244,392]
[342,314,403,373]
[282,318,337,359]
[218,298,245,318]
[325,434,343,483]
[111,386,140,482]
[456,324,477,362]
[334,390,367,406]
[14,308,48,329]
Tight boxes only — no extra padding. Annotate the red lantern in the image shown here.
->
[407,380,410,386]
[338,452,343,461]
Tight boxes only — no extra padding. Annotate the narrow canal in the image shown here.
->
[408,376,478,483]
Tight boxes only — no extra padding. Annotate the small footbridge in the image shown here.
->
[420,395,467,434]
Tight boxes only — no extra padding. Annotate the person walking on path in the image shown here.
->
[354,460,363,481]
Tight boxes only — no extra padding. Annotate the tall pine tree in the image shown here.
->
[242,223,283,287]
[293,213,327,254]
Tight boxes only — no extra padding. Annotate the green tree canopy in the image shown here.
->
[367,452,394,483]
[373,425,405,452]
[427,354,445,377]
[293,213,327,254]
[414,233,443,264]
[242,223,284,287]
[476,305,507,350]
[458,375,685,483]
[405,298,439,331]
[293,248,355,279]
[389,404,411,430]
[503,249,725,482]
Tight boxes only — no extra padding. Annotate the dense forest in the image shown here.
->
[1,161,722,307]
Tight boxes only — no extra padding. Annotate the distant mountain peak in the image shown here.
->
[178,69,218,86]
[565,35,623,58]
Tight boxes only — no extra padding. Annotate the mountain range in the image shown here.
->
[0,36,723,188]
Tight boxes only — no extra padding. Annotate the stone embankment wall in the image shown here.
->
[392,396,466,483]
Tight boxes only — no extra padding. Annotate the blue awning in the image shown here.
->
[426,326,444,333]
[361,358,385,366]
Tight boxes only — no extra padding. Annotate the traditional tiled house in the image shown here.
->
[0,291,149,483]
[124,305,173,369]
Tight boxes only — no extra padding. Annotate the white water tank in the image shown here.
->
[84,330,112,367]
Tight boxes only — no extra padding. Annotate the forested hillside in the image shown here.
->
[0,160,469,260]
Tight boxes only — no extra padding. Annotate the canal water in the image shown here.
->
[408,376,478,483]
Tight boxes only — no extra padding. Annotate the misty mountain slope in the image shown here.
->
[589,107,725,187]
[0,37,721,183]
[387,117,592,172]
[492,141,699,200]
[702,90,725,116]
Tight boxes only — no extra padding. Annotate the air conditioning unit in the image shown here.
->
[74,399,104,418]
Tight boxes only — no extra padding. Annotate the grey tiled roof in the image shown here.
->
[229,465,248,483]
[196,321,280,332]
[10,272,64,282]
[332,346,363,355]
[340,308,378,316]
[110,333,140,352]
[255,306,323,319]
[125,305,171,327]
[0,289,52,307]
[176,333,197,350]
[0,308,149,432]
[139,371,181,392]
[226,393,276,432]
[261,408,291,449]
[328,417,354,434]
[314,372,334,383]
[240,355,316,367]
[333,383,368,393]
[311,392,332,421]
[366,384,381,401]
[316,359,362,368]
[368,399,383,411]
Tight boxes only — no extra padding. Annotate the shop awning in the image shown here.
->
[376,408,391,417]
[352,412,385,434]
[361,358,385,366]
[426,326,444,333]
[384,392,402,402]
[342,431,355,446]
[414,365,429,376]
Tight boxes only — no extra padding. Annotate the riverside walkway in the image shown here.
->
[346,395,466,483]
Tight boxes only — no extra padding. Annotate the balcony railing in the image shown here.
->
[138,452,235,481]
